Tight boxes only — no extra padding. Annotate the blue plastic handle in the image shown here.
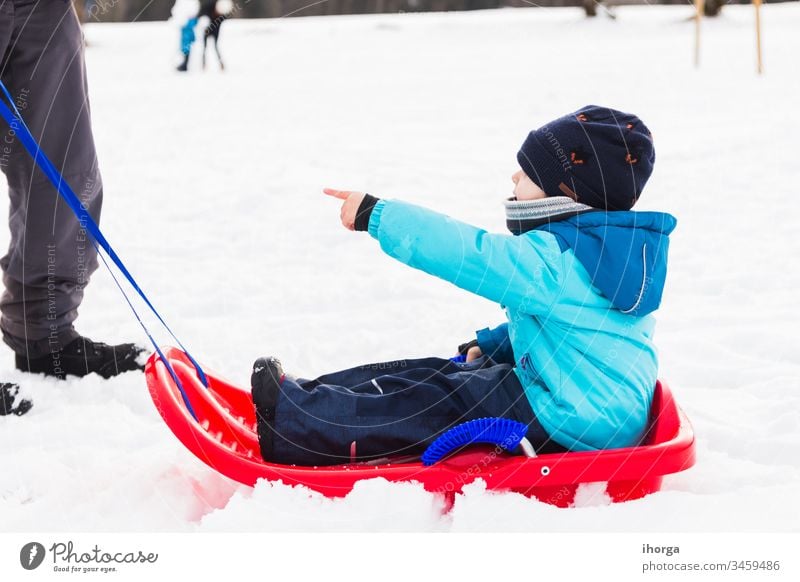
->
[421,417,528,466]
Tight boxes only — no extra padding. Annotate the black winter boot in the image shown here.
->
[15,336,147,380]
[250,357,284,462]
[0,383,32,416]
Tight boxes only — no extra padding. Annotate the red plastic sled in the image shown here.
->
[146,347,695,507]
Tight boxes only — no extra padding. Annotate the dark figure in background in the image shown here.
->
[199,0,230,70]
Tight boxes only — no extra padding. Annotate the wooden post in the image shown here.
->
[754,0,764,74]
[695,0,704,68]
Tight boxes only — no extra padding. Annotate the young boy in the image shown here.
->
[252,105,677,466]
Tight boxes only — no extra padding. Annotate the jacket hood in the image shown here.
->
[536,210,677,316]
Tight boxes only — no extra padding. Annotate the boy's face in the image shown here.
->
[512,169,547,201]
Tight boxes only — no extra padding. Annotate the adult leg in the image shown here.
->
[177,50,190,72]
[0,2,143,378]
[0,0,12,59]
[0,1,29,413]
[202,30,209,70]
[212,30,223,70]
[0,0,99,358]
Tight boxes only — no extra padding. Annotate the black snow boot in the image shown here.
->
[15,336,147,380]
[0,383,32,416]
[251,357,284,462]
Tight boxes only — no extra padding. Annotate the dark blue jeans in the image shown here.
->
[270,355,564,466]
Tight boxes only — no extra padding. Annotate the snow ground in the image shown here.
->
[1,4,799,532]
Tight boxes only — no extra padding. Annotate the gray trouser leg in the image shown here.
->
[0,0,102,358]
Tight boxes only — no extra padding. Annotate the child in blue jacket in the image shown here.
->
[252,105,677,466]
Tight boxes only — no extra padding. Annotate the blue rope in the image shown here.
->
[0,81,204,419]
[95,249,198,421]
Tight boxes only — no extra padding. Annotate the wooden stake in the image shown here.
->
[754,0,764,74]
[695,0,705,68]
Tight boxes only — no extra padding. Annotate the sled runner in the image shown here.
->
[146,348,695,507]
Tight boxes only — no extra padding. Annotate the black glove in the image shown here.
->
[457,338,479,356]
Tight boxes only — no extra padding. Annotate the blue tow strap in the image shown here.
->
[0,81,205,419]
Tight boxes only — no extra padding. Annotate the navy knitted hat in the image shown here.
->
[517,105,655,211]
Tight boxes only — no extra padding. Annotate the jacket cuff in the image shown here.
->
[367,199,387,239]
[355,194,380,232]
[476,327,501,355]
[476,323,515,365]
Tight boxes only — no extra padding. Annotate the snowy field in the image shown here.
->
[1,4,799,532]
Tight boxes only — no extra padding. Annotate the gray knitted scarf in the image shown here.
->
[504,196,595,235]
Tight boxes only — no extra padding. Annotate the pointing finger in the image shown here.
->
[323,188,350,200]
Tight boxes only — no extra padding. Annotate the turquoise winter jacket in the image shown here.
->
[367,199,677,452]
